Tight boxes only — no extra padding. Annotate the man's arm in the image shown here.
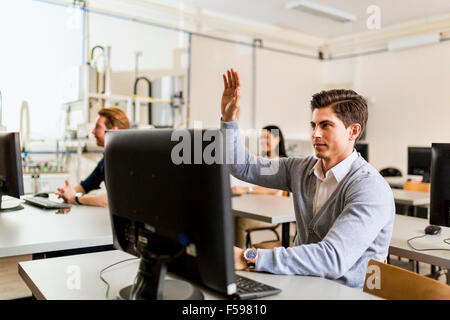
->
[254,176,395,280]
[220,69,293,191]
[77,193,108,208]
[74,184,85,194]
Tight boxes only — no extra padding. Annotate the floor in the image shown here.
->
[0,255,33,300]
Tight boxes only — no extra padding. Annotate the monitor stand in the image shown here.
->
[118,280,204,300]
[0,194,24,212]
[117,245,204,300]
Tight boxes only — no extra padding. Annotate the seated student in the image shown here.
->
[231,125,289,248]
[56,108,130,208]
[220,68,395,289]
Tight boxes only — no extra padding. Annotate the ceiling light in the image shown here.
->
[285,0,356,23]
[387,33,441,51]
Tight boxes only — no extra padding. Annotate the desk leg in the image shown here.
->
[281,223,290,247]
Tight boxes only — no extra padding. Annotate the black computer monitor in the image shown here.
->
[0,132,24,212]
[407,147,431,182]
[104,129,235,300]
[355,143,368,162]
[429,143,450,227]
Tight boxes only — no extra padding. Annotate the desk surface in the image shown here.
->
[0,198,112,258]
[18,250,379,300]
[232,194,296,224]
[389,215,450,268]
[391,189,430,206]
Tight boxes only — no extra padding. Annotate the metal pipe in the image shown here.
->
[133,77,152,125]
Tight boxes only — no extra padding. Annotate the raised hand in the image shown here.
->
[221,68,241,122]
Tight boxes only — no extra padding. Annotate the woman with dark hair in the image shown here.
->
[231,125,288,196]
[231,125,289,248]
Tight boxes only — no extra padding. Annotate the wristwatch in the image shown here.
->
[75,193,82,205]
[243,248,258,269]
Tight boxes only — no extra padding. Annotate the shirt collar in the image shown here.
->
[310,150,358,183]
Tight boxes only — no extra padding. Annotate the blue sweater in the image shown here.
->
[222,120,395,289]
[80,157,105,194]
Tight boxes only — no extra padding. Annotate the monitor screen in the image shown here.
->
[407,147,431,180]
[104,129,236,299]
[430,143,450,227]
[355,143,368,162]
[0,132,24,211]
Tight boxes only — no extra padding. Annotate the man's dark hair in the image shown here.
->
[310,89,368,141]
[263,125,287,158]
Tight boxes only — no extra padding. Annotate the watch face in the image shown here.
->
[244,249,257,260]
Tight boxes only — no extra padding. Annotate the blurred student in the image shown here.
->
[231,125,289,248]
[56,108,130,207]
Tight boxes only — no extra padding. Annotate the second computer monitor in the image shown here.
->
[408,146,431,182]
[355,143,368,162]
[0,132,24,211]
[430,143,450,227]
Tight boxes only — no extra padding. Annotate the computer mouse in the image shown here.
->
[424,225,441,235]
[34,192,49,198]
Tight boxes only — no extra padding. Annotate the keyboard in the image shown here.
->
[234,274,281,300]
[24,197,72,209]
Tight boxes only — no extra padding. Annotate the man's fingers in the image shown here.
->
[223,74,228,90]
[234,69,241,87]
[65,180,69,187]
[227,69,235,88]
[230,68,237,88]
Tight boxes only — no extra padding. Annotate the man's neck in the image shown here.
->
[321,149,354,174]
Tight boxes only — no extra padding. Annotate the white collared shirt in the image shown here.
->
[312,150,358,216]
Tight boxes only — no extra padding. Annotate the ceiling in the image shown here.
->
[177,0,450,39]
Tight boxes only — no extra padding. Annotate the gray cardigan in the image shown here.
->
[222,120,395,289]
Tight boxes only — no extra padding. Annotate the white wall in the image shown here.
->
[0,0,82,139]
[190,35,253,129]
[256,49,323,139]
[325,41,450,174]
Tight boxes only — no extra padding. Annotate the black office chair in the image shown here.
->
[379,167,402,177]
[245,223,281,248]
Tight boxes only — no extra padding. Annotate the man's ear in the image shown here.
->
[349,123,361,141]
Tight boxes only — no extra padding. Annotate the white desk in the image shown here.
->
[232,194,296,247]
[391,189,430,206]
[389,215,450,269]
[0,198,112,258]
[18,250,379,300]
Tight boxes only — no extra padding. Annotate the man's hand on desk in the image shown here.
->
[234,247,247,270]
[231,186,249,195]
[56,180,77,204]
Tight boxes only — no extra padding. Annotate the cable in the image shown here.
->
[406,234,450,252]
[99,257,139,299]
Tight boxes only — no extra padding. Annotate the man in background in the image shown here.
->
[56,107,130,207]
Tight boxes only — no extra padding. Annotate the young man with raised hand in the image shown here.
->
[220,68,395,289]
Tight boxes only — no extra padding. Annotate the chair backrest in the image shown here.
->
[379,167,402,177]
[363,259,450,300]
[403,181,431,193]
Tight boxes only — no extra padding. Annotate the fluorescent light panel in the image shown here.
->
[285,0,356,23]
[388,33,441,51]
